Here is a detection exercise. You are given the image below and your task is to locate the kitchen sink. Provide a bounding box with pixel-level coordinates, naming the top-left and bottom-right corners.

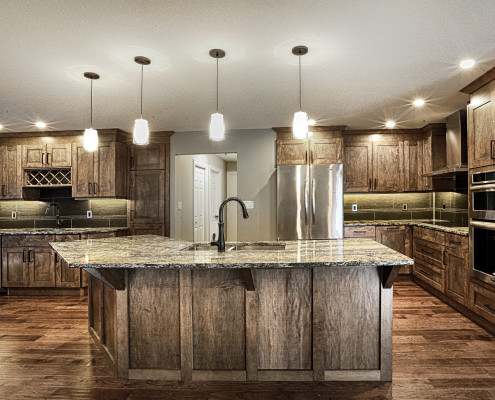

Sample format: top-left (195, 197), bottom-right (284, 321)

top-left (184, 244), bottom-right (286, 251)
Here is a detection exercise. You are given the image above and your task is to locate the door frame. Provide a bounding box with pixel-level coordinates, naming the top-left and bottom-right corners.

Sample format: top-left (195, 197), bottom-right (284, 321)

top-left (193, 161), bottom-right (208, 243)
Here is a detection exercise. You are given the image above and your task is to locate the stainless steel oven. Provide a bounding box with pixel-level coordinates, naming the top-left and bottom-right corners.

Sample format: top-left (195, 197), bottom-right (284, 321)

top-left (470, 221), bottom-right (495, 285)
top-left (470, 170), bottom-right (495, 221)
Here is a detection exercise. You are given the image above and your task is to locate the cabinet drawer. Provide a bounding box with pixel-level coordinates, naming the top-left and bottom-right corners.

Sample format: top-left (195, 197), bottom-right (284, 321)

top-left (2, 235), bottom-right (55, 248)
top-left (470, 281), bottom-right (495, 325)
top-left (55, 234), bottom-right (80, 242)
top-left (344, 226), bottom-right (375, 238)
top-left (413, 227), bottom-right (445, 243)
top-left (444, 233), bottom-right (468, 249)
top-left (414, 260), bottom-right (445, 293)
top-left (413, 238), bottom-right (444, 268)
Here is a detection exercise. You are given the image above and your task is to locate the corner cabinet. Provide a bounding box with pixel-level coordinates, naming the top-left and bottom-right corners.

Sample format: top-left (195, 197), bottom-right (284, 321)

top-left (72, 142), bottom-right (127, 198)
top-left (0, 145), bottom-right (22, 199)
top-left (274, 126), bottom-right (345, 166)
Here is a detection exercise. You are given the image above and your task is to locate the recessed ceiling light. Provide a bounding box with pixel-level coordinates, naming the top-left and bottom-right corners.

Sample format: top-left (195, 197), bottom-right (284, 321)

top-left (308, 119), bottom-right (316, 126)
top-left (385, 120), bottom-right (396, 128)
top-left (413, 99), bottom-right (425, 107)
top-left (35, 122), bottom-right (47, 129)
top-left (460, 59), bottom-right (475, 69)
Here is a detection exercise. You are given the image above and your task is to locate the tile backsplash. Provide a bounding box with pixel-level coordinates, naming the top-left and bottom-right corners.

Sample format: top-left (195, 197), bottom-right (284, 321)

top-left (0, 198), bottom-right (127, 229)
top-left (344, 192), bottom-right (468, 226)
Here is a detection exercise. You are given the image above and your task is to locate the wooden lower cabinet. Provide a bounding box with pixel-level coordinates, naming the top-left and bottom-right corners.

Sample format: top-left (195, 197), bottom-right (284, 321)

top-left (375, 226), bottom-right (411, 274)
top-left (1, 248), bottom-right (28, 287)
top-left (469, 280), bottom-right (495, 325)
top-left (55, 234), bottom-right (81, 288)
top-left (28, 247), bottom-right (56, 287)
top-left (129, 224), bottom-right (164, 236)
top-left (413, 259), bottom-right (445, 293)
top-left (89, 266), bottom-right (396, 381)
top-left (344, 226), bottom-right (375, 238)
top-left (444, 246), bottom-right (469, 306)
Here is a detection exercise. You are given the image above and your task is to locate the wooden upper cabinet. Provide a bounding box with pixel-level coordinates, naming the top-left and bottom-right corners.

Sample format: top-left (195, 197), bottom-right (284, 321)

top-left (403, 139), bottom-right (423, 192)
top-left (469, 96), bottom-right (495, 169)
top-left (372, 141), bottom-right (402, 192)
top-left (129, 169), bottom-right (165, 224)
top-left (72, 142), bottom-right (127, 198)
top-left (130, 143), bottom-right (166, 170)
top-left (0, 145), bottom-right (22, 199)
top-left (274, 126), bottom-right (345, 166)
top-left (343, 142), bottom-right (372, 192)
top-left (22, 143), bottom-right (71, 168)
top-left (276, 139), bottom-right (308, 165)
top-left (310, 137), bottom-right (342, 164)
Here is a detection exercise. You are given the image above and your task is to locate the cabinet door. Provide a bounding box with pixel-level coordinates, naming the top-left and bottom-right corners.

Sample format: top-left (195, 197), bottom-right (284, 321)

top-left (375, 226), bottom-right (407, 255)
top-left (131, 144), bottom-right (166, 170)
top-left (403, 140), bottom-right (423, 192)
top-left (445, 247), bottom-right (468, 306)
top-left (468, 97), bottom-right (495, 169)
top-left (129, 223), bottom-right (164, 236)
top-left (129, 170), bottom-right (165, 224)
top-left (373, 141), bottom-right (402, 192)
top-left (310, 137), bottom-right (342, 164)
top-left (1, 145), bottom-right (22, 199)
top-left (343, 142), bottom-right (372, 192)
top-left (95, 142), bottom-right (127, 197)
top-left (422, 135), bottom-right (433, 191)
top-left (28, 247), bottom-right (56, 287)
top-left (276, 139), bottom-right (308, 165)
top-left (1, 248), bottom-right (28, 287)
top-left (22, 144), bottom-right (46, 168)
top-left (72, 143), bottom-right (95, 197)
top-left (47, 143), bottom-right (71, 167)
top-left (55, 234), bottom-right (81, 288)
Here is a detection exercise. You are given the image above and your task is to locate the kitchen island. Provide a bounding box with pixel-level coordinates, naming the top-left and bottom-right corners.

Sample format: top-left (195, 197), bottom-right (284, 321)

top-left (50, 235), bottom-right (413, 382)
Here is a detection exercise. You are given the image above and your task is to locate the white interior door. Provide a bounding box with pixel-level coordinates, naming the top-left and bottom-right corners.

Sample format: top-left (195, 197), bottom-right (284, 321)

top-left (226, 171), bottom-right (238, 241)
top-left (193, 163), bottom-right (207, 242)
top-left (209, 166), bottom-right (222, 242)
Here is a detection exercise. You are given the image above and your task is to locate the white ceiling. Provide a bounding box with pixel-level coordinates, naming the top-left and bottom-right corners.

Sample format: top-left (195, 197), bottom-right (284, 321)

top-left (1, 0), bottom-right (495, 134)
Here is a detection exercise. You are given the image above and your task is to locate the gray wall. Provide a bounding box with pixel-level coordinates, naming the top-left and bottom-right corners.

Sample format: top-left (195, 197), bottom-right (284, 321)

top-left (171, 129), bottom-right (277, 241)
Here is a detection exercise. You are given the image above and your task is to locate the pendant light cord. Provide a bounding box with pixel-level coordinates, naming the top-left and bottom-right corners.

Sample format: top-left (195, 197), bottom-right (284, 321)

top-left (298, 55), bottom-right (302, 111)
top-left (90, 79), bottom-right (93, 129)
top-left (140, 64), bottom-right (144, 118)
top-left (216, 56), bottom-right (219, 113)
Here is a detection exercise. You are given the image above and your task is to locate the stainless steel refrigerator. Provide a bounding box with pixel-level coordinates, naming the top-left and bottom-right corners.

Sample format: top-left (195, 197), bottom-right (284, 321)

top-left (277, 164), bottom-right (343, 240)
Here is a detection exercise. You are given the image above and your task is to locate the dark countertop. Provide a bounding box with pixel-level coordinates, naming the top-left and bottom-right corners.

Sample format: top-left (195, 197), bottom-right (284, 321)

top-left (344, 220), bottom-right (468, 236)
top-left (50, 235), bottom-right (414, 269)
top-left (0, 227), bottom-right (128, 236)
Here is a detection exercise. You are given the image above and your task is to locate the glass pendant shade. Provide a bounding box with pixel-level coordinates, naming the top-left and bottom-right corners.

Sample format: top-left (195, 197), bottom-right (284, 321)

top-left (83, 128), bottom-right (98, 152)
top-left (209, 112), bottom-right (225, 141)
top-left (133, 118), bottom-right (150, 145)
top-left (293, 111), bottom-right (308, 139)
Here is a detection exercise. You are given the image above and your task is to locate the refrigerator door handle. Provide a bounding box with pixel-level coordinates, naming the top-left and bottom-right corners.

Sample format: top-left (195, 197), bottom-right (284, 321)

top-left (312, 178), bottom-right (316, 223)
top-left (304, 179), bottom-right (309, 225)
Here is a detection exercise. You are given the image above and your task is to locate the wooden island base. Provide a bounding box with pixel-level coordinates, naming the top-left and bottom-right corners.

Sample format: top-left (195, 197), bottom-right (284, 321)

top-left (88, 265), bottom-right (399, 382)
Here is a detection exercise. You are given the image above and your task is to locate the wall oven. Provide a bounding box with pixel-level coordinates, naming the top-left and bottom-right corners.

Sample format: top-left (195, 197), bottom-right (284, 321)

top-left (470, 169), bottom-right (495, 285)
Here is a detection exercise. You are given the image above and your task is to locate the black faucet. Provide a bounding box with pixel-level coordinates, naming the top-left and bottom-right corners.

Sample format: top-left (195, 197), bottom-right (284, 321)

top-left (211, 197), bottom-right (249, 252)
top-left (45, 203), bottom-right (64, 229)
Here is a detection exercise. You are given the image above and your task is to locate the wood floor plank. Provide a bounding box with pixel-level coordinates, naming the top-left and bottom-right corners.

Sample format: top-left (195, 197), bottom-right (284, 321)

top-left (0, 281), bottom-right (494, 399)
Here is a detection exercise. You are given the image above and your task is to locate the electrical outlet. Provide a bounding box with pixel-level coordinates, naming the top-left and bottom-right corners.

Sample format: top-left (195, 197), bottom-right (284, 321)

top-left (402, 204), bottom-right (408, 211)
top-left (86, 210), bottom-right (92, 219)
top-left (352, 204), bottom-right (358, 212)
top-left (244, 201), bottom-right (254, 209)
top-left (442, 203), bottom-right (446, 210)
top-left (11, 211), bottom-right (17, 220)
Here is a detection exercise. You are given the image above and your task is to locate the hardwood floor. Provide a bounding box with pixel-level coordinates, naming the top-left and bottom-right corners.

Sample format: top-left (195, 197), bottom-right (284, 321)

top-left (0, 280), bottom-right (494, 399)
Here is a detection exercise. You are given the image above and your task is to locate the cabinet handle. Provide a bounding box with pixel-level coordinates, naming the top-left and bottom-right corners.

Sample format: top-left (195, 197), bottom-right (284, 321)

top-left (22, 250), bottom-right (26, 263)
top-left (88, 183), bottom-right (92, 195)
top-left (419, 269), bottom-right (433, 277)
top-left (1, 185), bottom-right (5, 196)
top-left (484, 303), bottom-right (495, 313)
top-left (443, 250), bottom-right (446, 265)
top-left (421, 248), bottom-right (434, 256)
top-left (46, 153), bottom-right (50, 165)
top-left (94, 182), bottom-right (98, 193)
top-left (353, 230), bottom-right (367, 234)
top-left (41, 153), bottom-right (45, 165)
top-left (449, 240), bottom-right (461, 245)
top-left (130, 156), bottom-right (134, 168)
top-left (28, 250), bottom-right (33, 263)
top-left (305, 150), bottom-right (308, 164)
top-left (369, 178), bottom-right (371, 190)
top-left (374, 178), bottom-right (377, 190)
top-left (491, 140), bottom-right (495, 160)
top-left (311, 150), bottom-right (314, 164)
top-left (54, 252), bottom-right (58, 263)
top-left (385, 227), bottom-right (401, 230)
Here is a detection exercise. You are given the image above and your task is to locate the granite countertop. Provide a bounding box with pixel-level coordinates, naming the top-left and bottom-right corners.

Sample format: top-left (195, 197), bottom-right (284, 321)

top-left (344, 220), bottom-right (469, 236)
top-left (0, 227), bottom-right (128, 236)
top-left (50, 235), bottom-right (414, 269)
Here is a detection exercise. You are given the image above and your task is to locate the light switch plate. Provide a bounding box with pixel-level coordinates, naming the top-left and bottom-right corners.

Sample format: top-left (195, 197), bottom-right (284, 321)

top-left (87, 210), bottom-right (92, 218)
top-left (177, 201), bottom-right (182, 210)
top-left (352, 204), bottom-right (358, 212)
top-left (244, 201), bottom-right (254, 209)
top-left (11, 211), bottom-right (17, 220)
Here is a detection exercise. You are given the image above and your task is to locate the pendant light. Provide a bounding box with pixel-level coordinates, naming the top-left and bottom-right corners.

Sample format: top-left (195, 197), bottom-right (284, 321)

top-left (133, 56), bottom-right (151, 145)
top-left (83, 72), bottom-right (100, 152)
top-left (209, 49), bottom-right (226, 141)
top-left (292, 45), bottom-right (309, 139)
